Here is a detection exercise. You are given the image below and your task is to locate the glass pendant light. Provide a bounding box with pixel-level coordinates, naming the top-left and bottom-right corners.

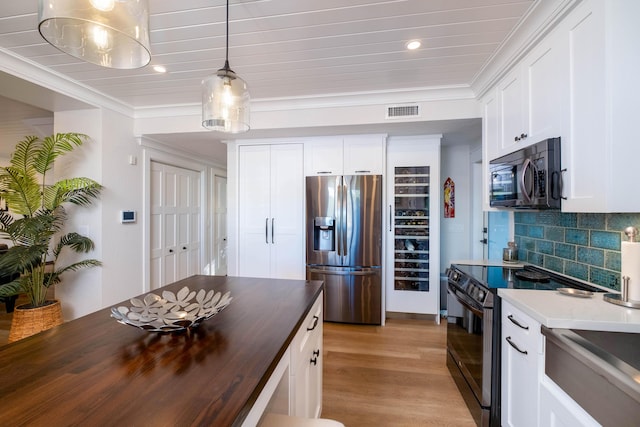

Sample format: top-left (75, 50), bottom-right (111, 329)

top-left (202, 0), bottom-right (250, 133)
top-left (38, 0), bottom-right (151, 69)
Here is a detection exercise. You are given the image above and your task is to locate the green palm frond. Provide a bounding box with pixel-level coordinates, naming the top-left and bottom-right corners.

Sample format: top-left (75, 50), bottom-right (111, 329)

top-left (0, 166), bottom-right (41, 216)
top-left (52, 260), bottom-right (102, 279)
top-left (9, 135), bottom-right (40, 175)
top-left (53, 232), bottom-right (96, 258)
top-left (0, 210), bottom-right (14, 234)
top-left (0, 280), bottom-right (22, 298)
top-left (44, 178), bottom-right (102, 209)
top-left (0, 243), bottom-right (48, 273)
top-left (35, 133), bottom-right (88, 176)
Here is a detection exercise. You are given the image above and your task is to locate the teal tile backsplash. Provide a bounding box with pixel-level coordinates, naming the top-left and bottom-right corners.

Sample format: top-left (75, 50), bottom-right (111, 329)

top-left (514, 212), bottom-right (640, 290)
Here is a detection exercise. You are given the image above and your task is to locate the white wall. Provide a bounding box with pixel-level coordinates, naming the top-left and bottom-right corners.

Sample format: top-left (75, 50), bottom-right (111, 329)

top-left (53, 109), bottom-right (106, 320)
top-left (439, 142), bottom-right (480, 273)
top-left (54, 108), bottom-right (147, 319)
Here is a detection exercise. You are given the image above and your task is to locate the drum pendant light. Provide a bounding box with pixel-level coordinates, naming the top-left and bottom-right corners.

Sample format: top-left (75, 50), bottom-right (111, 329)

top-left (202, 0), bottom-right (250, 133)
top-left (38, 0), bottom-right (151, 69)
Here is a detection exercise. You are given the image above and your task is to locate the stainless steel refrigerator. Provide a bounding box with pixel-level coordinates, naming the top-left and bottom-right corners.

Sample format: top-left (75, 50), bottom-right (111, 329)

top-left (305, 175), bottom-right (382, 324)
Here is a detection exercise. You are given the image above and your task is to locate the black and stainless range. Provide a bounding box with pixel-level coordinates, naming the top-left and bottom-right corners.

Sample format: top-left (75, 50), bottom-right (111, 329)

top-left (445, 263), bottom-right (605, 427)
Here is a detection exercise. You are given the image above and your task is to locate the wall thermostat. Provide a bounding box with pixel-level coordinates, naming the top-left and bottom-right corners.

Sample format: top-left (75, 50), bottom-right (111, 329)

top-left (120, 210), bottom-right (136, 223)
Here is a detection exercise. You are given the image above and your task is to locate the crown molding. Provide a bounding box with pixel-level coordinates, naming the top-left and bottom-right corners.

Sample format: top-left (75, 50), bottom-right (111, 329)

top-left (471, 0), bottom-right (582, 99)
top-left (0, 47), bottom-right (134, 117)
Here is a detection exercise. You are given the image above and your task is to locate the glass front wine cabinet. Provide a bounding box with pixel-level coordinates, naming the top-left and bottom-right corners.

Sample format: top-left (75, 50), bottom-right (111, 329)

top-left (393, 166), bottom-right (430, 291)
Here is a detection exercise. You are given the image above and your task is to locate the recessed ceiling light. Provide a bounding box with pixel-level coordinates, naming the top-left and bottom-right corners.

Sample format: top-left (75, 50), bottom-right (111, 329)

top-left (153, 65), bottom-right (167, 73)
top-left (406, 40), bottom-right (421, 50)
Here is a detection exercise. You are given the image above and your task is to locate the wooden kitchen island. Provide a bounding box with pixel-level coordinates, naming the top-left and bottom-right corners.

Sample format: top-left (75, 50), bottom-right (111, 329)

top-left (0, 276), bottom-right (324, 426)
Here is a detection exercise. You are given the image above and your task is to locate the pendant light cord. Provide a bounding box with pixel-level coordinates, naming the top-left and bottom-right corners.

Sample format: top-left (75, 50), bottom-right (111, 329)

top-left (224, 0), bottom-right (230, 70)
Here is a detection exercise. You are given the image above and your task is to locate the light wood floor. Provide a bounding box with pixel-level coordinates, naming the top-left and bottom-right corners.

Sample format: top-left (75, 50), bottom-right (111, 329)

top-left (1, 306), bottom-right (475, 426)
top-left (322, 317), bottom-right (475, 427)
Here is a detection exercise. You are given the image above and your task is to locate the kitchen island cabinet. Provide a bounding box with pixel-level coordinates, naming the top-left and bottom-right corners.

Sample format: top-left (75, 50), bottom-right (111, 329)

top-left (499, 288), bottom-right (639, 426)
top-left (0, 276), bottom-right (324, 426)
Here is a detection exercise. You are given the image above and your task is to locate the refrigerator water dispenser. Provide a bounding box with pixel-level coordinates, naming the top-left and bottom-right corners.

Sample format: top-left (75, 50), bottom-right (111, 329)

top-left (314, 216), bottom-right (335, 251)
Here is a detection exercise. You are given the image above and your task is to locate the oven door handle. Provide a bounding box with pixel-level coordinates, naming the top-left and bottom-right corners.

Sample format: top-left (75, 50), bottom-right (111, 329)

top-left (448, 285), bottom-right (484, 317)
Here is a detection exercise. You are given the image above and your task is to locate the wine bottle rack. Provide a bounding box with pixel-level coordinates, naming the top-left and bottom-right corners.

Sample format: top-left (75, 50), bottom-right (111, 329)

top-left (393, 166), bottom-right (430, 291)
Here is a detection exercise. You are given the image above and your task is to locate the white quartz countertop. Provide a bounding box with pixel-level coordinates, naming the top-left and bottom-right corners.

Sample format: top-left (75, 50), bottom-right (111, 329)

top-left (499, 289), bottom-right (640, 333)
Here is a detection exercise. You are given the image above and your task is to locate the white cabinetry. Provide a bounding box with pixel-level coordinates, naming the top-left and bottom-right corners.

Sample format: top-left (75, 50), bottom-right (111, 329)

top-left (246, 292), bottom-right (324, 427)
top-left (498, 67), bottom-right (527, 154)
top-left (501, 300), bottom-right (543, 427)
top-left (385, 136), bottom-right (440, 316)
top-left (494, 33), bottom-right (566, 157)
top-left (559, 0), bottom-right (640, 212)
top-left (304, 135), bottom-right (385, 176)
top-left (539, 376), bottom-right (601, 427)
top-left (238, 144), bottom-right (304, 279)
top-left (481, 91), bottom-right (499, 210)
top-left (291, 294), bottom-right (323, 418)
top-left (483, 0), bottom-right (640, 212)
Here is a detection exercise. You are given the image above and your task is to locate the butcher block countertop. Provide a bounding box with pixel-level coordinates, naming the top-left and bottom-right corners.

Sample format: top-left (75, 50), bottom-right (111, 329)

top-left (0, 276), bottom-right (324, 426)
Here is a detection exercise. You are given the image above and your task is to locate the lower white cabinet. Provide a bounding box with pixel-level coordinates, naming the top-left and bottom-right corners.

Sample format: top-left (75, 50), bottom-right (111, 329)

top-left (501, 300), bottom-right (543, 427)
top-left (501, 299), bottom-right (602, 427)
top-left (539, 377), bottom-right (600, 427)
top-left (248, 292), bottom-right (324, 426)
top-left (292, 294), bottom-right (323, 418)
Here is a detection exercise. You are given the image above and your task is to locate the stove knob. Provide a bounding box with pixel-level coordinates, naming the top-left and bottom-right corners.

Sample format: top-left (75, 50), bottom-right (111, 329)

top-left (478, 290), bottom-right (485, 301)
top-left (468, 284), bottom-right (476, 298)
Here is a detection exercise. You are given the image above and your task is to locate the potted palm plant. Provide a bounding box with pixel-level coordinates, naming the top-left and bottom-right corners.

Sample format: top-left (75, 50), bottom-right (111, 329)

top-left (0, 133), bottom-right (102, 342)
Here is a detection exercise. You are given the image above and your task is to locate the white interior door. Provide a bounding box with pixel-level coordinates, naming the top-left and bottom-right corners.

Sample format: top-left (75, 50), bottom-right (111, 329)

top-left (213, 175), bottom-right (227, 276)
top-left (150, 161), bottom-right (201, 289)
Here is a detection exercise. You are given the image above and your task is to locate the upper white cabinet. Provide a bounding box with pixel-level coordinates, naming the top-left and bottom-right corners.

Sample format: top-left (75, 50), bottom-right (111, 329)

top-left (304, 134), bottom-right (386, 176)
top-left (498, 67), bottom-right (527, 153)
top-left (559, 0), bottom-right (640, 212)
top-left (490, 33), bottom-right (566, 159)
top-left (238, 144), bottom-right (304, 279)
top-left (482, 0), bottom-right (640, 212)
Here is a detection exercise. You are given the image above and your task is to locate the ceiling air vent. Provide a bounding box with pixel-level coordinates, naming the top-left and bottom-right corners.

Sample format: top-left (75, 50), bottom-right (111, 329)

top-left (386, 104), bottom-right (420, 119)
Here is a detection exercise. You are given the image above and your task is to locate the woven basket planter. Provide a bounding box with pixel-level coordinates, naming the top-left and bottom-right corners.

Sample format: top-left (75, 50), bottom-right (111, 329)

top-left (8, 300), bottom-right (63, 343)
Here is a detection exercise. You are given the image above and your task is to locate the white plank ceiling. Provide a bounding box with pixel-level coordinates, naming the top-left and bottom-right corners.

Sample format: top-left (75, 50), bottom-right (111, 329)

top-left (0, 0), bottom-right (534, 160)
top-left (0, 0), bottom-right (534, 107)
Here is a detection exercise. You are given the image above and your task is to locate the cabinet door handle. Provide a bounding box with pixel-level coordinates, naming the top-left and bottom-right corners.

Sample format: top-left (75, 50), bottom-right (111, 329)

top-left (307, 315), bottom-right (319, 331)
top-left (520, 133), bottom-right (528, 139)
top-left (265, 218), bottom-right (269, 244)
top-left (514, 135), bottom-right (520, 142)
top-left (507, 314), bottom-right (529, 330)
top-left (317, 171), bottom-right (332, 175)
top-left (169, 249), bottom-right (173, 253)
top-left (389, 204), bottom-right (393, 232)
top-left (506, 336), bottom-right (528, 355)
top-left (271, 218), bottom-right (275, 244)
top-left (310, 349), bottom-right (320, 365)
top-left (355, 170), bottom-right (370, 174)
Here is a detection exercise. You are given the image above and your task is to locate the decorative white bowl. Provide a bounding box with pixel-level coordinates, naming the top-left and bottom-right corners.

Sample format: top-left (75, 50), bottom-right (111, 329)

top-left (111, 287), bottom-right (232, 332)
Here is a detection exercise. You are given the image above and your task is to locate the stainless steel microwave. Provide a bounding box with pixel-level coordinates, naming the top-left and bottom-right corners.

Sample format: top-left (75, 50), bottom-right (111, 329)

top-left (489, 137), bottom-right (562, 209)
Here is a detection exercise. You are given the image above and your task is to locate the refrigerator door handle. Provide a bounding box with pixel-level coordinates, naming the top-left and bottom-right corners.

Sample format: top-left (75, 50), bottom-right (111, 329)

top-left (271, 218), bottom-right (275, 244)
top-left (265, 218), bottom-right (269, 244)
top-left (307, 268), bottom-right (379, 276)
top-left (336, 181), bottom-right (343, 257)
top-left (342, 182), bottom-right (348, 259)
